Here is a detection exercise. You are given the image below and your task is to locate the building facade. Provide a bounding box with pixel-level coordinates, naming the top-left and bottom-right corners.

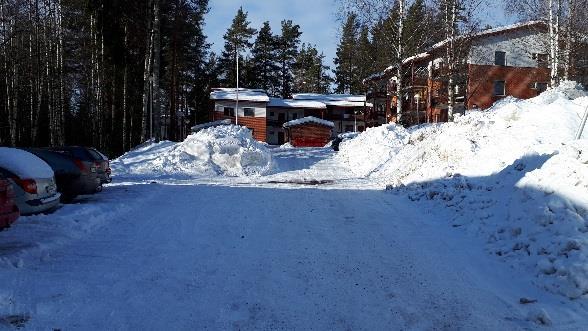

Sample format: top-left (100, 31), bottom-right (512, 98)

top-left (210, 88), bottom-right (269, 142)
top-left (364, 21), bottom-right (586, 126)
top-left (209, 89), bottom-right (371, 145)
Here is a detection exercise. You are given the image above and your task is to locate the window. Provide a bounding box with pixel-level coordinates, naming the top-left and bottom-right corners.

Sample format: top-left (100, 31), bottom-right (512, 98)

top-left (494, 81), bottom-right (506, 96)
top-left (534, 82), bottom-right (548, 93)
top-left (278, 113), bottom-right (285, 121)
top-left (495, 51), bottom-right (506, 66)
top-left (244, 107), bottom-right (255, 117)
top-left (223, 107), bottom-right (234, 116)
top-left (344, 125), bottom-right (354, 132)
top-left (377, 104), bottom-right (385, 114)
top-left (533, 53), bottom-right (549, 68)
top-left (292, 113), bottom-right (298, 120)
top-left (269, 112), bottom-right (275, 117)
top-left (578, 54), bottom-right (588, 68)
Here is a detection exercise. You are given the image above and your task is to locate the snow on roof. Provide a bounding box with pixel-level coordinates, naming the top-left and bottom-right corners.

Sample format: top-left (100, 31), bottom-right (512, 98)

top-left (191, 119), bottom-right (232, 132)
top-left (322, 100), bottom-right (374, 107)
top-left (293, 93), bottom-right (366, 103)
top-left (267, 98), bottom-right (327, 109)
top-left (210, 88), bottom-right (270, 102)
top-left (292, 94), bottom-right (371, 107)
top-left (283, 116), bottom-right (335, 128)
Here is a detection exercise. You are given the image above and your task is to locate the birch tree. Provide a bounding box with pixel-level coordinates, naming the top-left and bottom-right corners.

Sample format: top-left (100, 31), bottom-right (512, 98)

top-left (338, 0), bottom-right (407, 121)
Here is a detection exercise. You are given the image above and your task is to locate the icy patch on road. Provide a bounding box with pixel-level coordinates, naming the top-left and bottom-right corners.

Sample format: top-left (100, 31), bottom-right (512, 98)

top-left (112, 125), bottom-right (273, 178)
top-left (338, 82), bottom-right (588, 299)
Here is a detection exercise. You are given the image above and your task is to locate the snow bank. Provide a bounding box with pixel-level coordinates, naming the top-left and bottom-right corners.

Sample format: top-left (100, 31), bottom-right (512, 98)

top-left (0, 147), bottom-right (54, 179)
top-left (338, 82), bottom-right (588, 298)
top-left (336, 124), bottom-right (410, 177)
top-left (112, 125), bottom-right (273, 178)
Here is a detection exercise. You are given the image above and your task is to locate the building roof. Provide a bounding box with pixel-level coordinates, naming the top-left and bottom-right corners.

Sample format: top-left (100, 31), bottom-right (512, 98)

top-left (364, 21), bottom-right (547, 84)
top-left (283, 116), bottom-right (335, 128)
top-left (292, 93), bottom-right (371, 107)
top-left (267, 98), bottom-right (327, 109)
top-left (210, 88), bottom-right (270, 102)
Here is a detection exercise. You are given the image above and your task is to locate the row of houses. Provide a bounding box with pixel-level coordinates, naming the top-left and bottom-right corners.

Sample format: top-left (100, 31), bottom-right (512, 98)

top-left (209, 89), bottom-right (371, 144)
top-left (207, 21), bottom-right (588, 144)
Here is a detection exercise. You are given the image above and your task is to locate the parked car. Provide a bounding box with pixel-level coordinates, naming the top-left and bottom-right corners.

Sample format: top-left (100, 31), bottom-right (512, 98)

top-left (331, 132), bottom-right (360, 151)
top-left (47, 146), bottom-right (111, 184)
top-left (88, 148), bottom-right (112, 184)
top-left (0, 173), bottom-right (20, 230)
top-left (23, 149), bottom-right (102, 203)
top-left (0, 147), bottom-right (61, 215)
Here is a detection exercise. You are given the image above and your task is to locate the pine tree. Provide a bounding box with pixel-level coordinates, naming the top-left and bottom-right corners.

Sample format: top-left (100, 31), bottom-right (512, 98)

top-left (404, 0), bottom-right (433, 56)
top-left (334, 13), bottom-right (359, 94)
top-left (251, 22), bottom-right (279, 95)
top-left (219, 7), bottom-right (256, 87)
top-left (276, 20), bottom-right (302, 98)
top-left (161, 0), bottom-right (210, 141)
top-left (353, 26), bottom-right (373, 93)
top-left (371, 16), bottom-right (397, 72)
top-left (294, 44), bottom-right (332, 94)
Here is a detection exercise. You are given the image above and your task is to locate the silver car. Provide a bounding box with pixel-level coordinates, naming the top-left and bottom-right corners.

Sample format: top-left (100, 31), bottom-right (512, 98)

top-left (0, 148), bottom-right (61, 215)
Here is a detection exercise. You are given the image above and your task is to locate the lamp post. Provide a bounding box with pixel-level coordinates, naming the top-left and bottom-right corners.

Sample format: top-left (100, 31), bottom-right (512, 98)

top-left (414, 93), bottom-right (421, 125)
top-left (235, 44), bottom-right (239, 126)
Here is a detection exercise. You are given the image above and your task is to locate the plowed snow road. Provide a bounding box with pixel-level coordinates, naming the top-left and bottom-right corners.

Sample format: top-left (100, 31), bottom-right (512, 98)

top-left (0, 182), bottom-right (554, 330)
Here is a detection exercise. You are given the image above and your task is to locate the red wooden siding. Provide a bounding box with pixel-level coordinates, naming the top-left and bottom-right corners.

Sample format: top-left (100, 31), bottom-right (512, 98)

top-left (286, 123), bottom-right (333, 147)
top-left (467, 64), bottom-right (550, 110)
top-left (212, 112), bottom-right (267, 142)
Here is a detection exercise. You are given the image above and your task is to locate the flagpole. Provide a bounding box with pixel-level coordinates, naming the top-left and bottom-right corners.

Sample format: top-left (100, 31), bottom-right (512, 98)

top-left (235, 44), bottom-right (239, 126)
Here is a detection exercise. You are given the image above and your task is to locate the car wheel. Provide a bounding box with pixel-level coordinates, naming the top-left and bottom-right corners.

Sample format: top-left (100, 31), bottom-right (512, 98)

top-left (60, 194), bottom-right (77, 203)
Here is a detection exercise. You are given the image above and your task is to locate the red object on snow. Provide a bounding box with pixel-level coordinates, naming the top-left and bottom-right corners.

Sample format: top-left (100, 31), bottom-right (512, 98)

top-left (283, 117), bottom-right (335, 148)
top-left (0, 175), bottom-right (20, 230)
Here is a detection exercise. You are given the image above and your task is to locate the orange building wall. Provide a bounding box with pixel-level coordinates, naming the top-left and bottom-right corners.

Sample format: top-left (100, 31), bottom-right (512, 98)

top-left (212, 112), bottom-right (267, 142)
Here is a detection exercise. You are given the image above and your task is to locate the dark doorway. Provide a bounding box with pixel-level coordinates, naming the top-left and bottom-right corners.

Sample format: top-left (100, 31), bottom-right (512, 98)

top-left (278, 132), bottom-right (285, 145)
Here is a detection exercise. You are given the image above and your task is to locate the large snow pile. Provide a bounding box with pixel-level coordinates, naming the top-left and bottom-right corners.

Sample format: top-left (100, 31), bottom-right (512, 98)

top-left (112, 125), bottom-right (273, 178)
top-left (335, 124), bottom-right (410, 177)
top-left (338, 82), bottom-right (588, 299)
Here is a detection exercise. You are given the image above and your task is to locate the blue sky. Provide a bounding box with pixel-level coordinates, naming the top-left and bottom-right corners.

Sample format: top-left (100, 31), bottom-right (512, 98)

top-left (203, 0), bottom-right (516, 72)
top-left (204, 0), bottom-right (340, 68)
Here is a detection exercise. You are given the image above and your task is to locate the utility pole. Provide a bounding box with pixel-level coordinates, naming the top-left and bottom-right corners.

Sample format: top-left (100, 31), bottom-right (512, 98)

top-left (235, 44), bottom-right (239, 126)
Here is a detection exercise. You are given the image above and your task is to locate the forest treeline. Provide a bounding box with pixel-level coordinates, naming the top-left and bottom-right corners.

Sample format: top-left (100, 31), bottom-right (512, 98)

top-left (0, 0), bottom-right (586, 156)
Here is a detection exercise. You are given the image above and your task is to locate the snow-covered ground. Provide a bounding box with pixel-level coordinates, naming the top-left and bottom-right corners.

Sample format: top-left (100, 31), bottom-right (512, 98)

top-left (337, 82), bottom-right (588, 301)
top-left (1, 83), bottom-right (587, 329)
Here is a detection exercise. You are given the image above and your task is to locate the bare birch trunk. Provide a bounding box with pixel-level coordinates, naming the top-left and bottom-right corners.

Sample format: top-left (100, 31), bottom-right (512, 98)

top-left (563, 0), bottom-right (575, 80)
top-left (152, 0), bottom-right (162, 141)
top-left (57, 0), bottom-right (65, 145)
top-left (123, 23), bottom-right (129, 150)
top-left (549, 0), bottom-right (559, 86)
top-left (446, 0), bottom-right (457, 121)
top-left (141, 0), bottom-right (154, 142)
top-left (395, 0), bottom-right (405, 123)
